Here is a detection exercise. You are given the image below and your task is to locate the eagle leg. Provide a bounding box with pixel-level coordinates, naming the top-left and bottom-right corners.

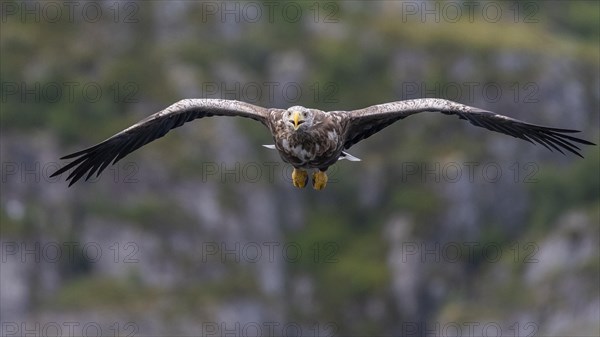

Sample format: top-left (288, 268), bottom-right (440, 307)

top-left (312, 170), bottom-right (328, 190)
top-left (292, 168), bottom-right (308, 188)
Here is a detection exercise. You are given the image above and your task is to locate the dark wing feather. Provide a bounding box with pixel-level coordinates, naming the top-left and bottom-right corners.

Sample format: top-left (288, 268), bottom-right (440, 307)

top-left (51, 99), bottom-right (270, 186)
top-left (342, 98), bottom-right (595, 156)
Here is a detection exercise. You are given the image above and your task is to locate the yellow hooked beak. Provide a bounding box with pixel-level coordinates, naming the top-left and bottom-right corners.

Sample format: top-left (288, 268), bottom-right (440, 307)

top-left (292, 111), bottom-right (304, 130)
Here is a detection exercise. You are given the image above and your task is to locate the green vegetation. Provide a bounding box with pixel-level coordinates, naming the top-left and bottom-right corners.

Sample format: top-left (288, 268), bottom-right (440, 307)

top-left (530, 149), bottom-right (600, 233)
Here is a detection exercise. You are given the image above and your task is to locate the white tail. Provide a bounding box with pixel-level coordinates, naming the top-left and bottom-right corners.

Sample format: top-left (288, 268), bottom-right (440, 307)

top-left (264, 144), bottom-right (361, 162)
top-left (339, 151), bottom-right (361, 161)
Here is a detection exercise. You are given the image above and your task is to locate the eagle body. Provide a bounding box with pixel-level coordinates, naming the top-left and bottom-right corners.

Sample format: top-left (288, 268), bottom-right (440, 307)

top-left (270, 107), bottom-right (346, 170)
top-left (51, 98), bottom-right (594, 189)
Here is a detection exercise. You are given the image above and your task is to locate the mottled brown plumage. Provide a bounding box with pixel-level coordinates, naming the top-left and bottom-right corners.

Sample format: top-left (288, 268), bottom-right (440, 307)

top-left (51, 98), bottom-right (595, 188)
top-left (270, 106), bottom-right (345, 170)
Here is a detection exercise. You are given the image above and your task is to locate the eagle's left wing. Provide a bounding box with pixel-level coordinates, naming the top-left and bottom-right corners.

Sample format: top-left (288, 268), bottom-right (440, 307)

top-left (51, 99), bottom-right (272, 186)
top-left (342, 98), bottom-right (595, 156)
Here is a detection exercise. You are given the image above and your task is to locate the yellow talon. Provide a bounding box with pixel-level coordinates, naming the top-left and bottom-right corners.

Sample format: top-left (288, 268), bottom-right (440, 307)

top-left (312, 171), bottom-right (328, 190)
top-left (292, 168), bottom-right (308, 188)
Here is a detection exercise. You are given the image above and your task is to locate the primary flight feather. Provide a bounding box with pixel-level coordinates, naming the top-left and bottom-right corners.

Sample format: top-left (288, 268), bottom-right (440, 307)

top-left (51, 98), bottom-right (595, 189)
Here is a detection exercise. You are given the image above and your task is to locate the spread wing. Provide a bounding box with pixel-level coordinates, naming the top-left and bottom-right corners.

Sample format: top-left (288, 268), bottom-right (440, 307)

top-left (51, 99), bottom-right (271, 186)
top-left (342, 98), bottom-right (595, 156)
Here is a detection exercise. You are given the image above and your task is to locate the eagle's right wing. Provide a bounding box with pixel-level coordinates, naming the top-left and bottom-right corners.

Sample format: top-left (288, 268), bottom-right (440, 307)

top-left (51, 99), bottom-right (272, 186)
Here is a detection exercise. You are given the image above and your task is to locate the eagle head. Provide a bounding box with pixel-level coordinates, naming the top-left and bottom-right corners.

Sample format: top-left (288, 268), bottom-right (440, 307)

top-left (285, 106), bottom-right (314, 131)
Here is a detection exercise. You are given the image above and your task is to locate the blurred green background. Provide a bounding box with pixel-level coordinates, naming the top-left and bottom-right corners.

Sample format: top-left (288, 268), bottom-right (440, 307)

top-left (1, 1), bottom-right (599, 336)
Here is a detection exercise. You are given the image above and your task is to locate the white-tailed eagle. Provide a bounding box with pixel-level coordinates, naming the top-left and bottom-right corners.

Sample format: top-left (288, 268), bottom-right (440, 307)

top-left (51, 98), bottom-right (595, 189)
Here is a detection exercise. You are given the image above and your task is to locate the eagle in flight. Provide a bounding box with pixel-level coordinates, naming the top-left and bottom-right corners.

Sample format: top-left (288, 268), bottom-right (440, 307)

top-left (52, 98), bottom-right (594, 189)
